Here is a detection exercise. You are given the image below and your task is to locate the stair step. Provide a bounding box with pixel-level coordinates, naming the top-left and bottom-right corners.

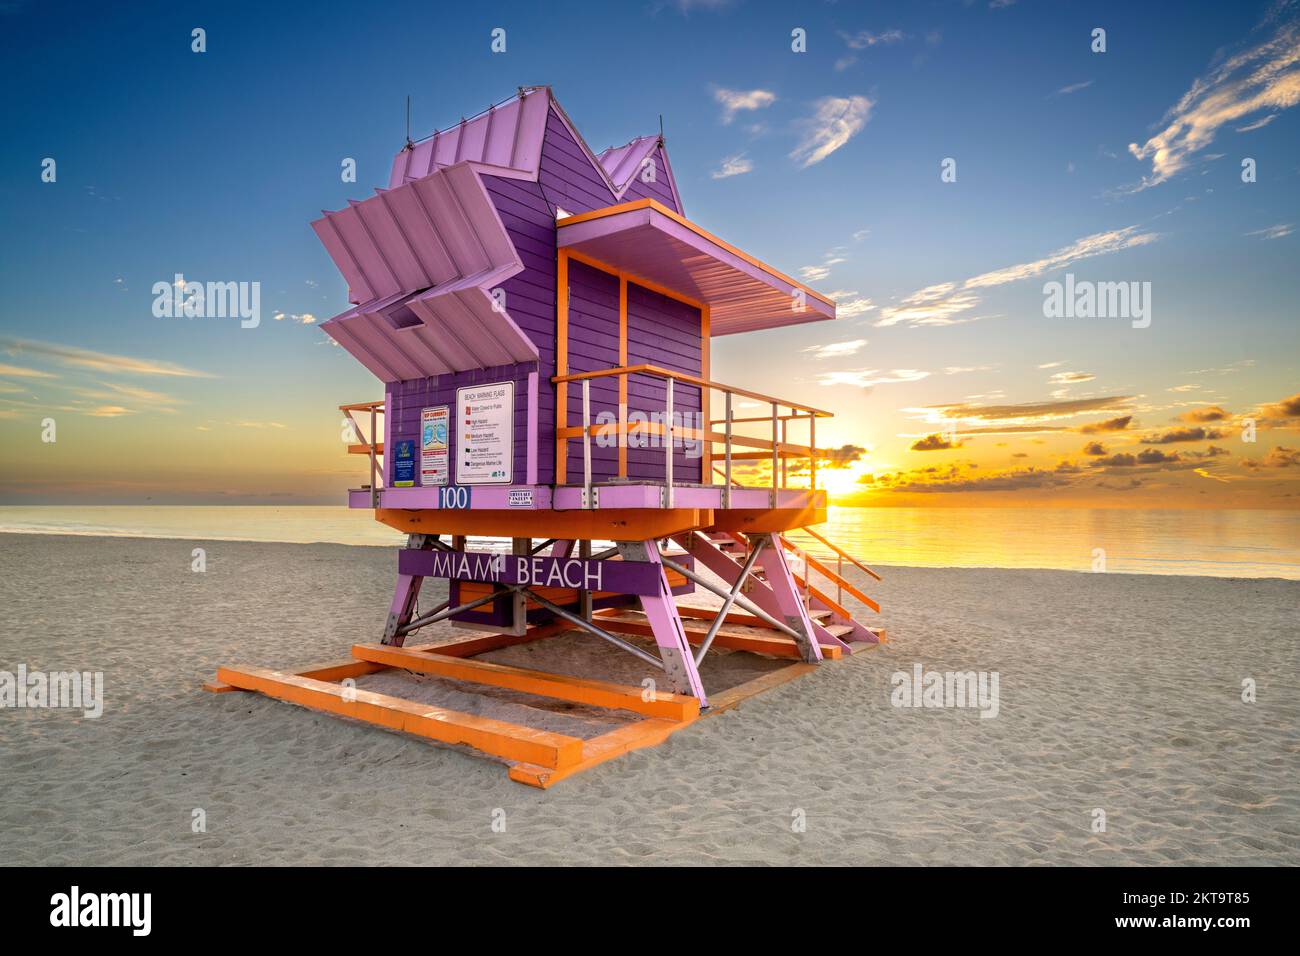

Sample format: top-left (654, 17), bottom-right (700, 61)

top-left (823, 623), bottom-right (854, 638)
top-left (675, 605), bottom-right (832, 628)
top-left (595, 608), bottom-right (843, 661)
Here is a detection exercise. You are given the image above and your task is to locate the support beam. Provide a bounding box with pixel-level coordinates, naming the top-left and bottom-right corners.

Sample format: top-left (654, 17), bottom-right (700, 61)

top-left (752, 532), bottom-right (822, 663)
top-left (215, 665), bottom-right (584, 770)
top-left (694, 537), bottom-right (765, 666)
top-left (383, 533), bottom-right (435, 646)
top-left (594, 608), bottom-right (842, 660)
top-left (618, 540), bottom-right (708, 704)
top-left (351, 643), bottom-right (699, 721)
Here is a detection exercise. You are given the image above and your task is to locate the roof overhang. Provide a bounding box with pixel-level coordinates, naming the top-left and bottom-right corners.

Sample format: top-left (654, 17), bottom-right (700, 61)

top-left (557, 199), bottom-right (836, 335)
top-left (313, 161), bottom-right (537, 383)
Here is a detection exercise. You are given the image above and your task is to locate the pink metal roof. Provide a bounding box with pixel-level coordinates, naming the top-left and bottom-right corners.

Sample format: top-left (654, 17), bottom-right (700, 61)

top-left (387, 87), bottom-right (684, 210)
top-left (597, 136), bottom-right (686, 211)
top-left (598, 136), bottom-right (659, 190)
top-left (388, 88), bottom-right (552, 187)
top-left (558, 200), bottom-right (836, 335)
top-left (312, 162), bottom-right (538, 381)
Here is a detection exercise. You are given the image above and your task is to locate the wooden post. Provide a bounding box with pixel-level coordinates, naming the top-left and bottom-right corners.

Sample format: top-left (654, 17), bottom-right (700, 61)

top-left (369, 404), bottom-right (378, 509)
top-left (781, 417), bottom-right (788, 487)
top-left (770, 402), bottom-right (778, 508)
top-left (582, 378), bottom-right (592, 508)
top-left (579, 539), bottom-right (592, 621)
top-left (557, 251), bottom-right (569, 484)
top-left (723, 391), bottom-right (733, 510)
top-left (810, 413), bottom-right (816, 493)
top-left (665, 376), bottom-right (674, 508)
top-left (383, 534), bottom-right (434, 646)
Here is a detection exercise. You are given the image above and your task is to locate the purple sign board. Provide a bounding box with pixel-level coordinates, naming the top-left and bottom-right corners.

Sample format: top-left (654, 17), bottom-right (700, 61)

top-left (398, 549), bottom-right (664, 596)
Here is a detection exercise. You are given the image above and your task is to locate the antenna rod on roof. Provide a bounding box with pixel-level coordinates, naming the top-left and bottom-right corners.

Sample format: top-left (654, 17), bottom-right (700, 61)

top-left (658, 114), bottom-right (664, 146)
top-left (404, 95), bottom-right (413, 150)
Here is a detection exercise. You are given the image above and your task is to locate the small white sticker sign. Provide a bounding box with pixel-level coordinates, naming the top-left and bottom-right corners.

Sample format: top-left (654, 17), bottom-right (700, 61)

top-left (508, 488), bottom-right (533, 508)
top-left (456, 382), bottom-right (514, 485)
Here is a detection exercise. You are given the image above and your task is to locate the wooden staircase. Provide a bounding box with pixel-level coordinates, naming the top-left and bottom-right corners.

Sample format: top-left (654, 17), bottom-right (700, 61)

top-left (595, 605), bottom-right (846, 660)
top-left (698, 528), bottom-right (885, 651)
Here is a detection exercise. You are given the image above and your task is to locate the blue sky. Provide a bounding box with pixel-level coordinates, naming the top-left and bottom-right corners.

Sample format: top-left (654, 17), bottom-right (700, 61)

top-left (1, 0), bottom-right (1297, 505)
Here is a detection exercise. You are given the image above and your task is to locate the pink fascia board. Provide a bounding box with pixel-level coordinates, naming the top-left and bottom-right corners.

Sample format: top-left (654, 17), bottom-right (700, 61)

top-left (558, 205), bottom-right (836, 335)
top-left (656, 143), bottom-right (686, 216)
top-left (352, 484), bottom-right (825, 511)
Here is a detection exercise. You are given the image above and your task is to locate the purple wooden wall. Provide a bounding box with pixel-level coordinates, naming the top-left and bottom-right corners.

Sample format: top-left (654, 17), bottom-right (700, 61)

top-left (387, 363), bottom-right (534, 485)
top-left (538, 109), bottom-right (617, 213)
top-left (386, 104), bottom-right (700, 488)
top-left (564, 259), bottom-right (621, 481)
top-left (561, 263), bottom-right (704, 485)
top-left (618, 145), bottom-right (681, 213)
top-left (627, 282), bottom-right (703, 483)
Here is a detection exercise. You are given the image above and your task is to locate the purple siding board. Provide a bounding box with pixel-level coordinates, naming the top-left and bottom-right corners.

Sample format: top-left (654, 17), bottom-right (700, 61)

top-left (618, 146), bottom-right (680, 212)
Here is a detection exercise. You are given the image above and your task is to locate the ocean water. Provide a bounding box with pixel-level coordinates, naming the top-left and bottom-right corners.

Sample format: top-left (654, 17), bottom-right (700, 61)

top-left (0, 505), bottom-right (1297, 580)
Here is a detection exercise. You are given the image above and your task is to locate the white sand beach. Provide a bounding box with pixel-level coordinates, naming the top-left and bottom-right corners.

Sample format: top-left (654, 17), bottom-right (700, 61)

top-left (1, 532), bottom-right (1296, 866)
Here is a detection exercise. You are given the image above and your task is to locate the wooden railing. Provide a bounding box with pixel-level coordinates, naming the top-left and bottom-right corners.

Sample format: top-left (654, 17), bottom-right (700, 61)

top-left (341, 400), bottom-right (385, 507)
top-left (552, 364), bottom-right (833, 509)
top-left (780, 535), bottom-right (880, 614)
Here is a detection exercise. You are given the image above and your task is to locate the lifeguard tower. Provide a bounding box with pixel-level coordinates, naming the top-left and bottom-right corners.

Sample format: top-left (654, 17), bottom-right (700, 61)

top-left (209, 87), bottom-right (884, 787)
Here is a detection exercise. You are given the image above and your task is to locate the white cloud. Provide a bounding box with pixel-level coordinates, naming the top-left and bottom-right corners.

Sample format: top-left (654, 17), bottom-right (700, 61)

top-left (0, 336), bottom-right (214, 378)
top-left (823, 290), bottom-right (875, 317)
top-left (839, 29), bottom-right (905, 50)
top-left (875, 284), bottom-right (984, 328)
top-left (1128, 18), bottom-right (1300, 190)
top-left (817, 368), bottom-right (930, 387)
top-left (711, 153), bottom-right (753, 179)
top-left (803, 338), bottom-right (868, 359)
top-left (1050, 371), bottom-right (1096, 384)
top-left (1245, 222), bottom-right (1294, 239)
top-left (713, 87), bottom-right (776, 125)
top-left (790, 95), bottom-right (874, 168)
top-left (0, 362), bottom-right (56, 379)
top-left (963, 226), bottom-right (1160, 288)
top-left (1236, 113), bottom-right (1279, 131)
top-left (799, 247), bottom-right (849, 282)
top-left (875, 226), bottom-right (1159, 329)
top-left (836, 297), bottom-right (876, 318)
top-left (1055, 80), bottom-right (1094, 96)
